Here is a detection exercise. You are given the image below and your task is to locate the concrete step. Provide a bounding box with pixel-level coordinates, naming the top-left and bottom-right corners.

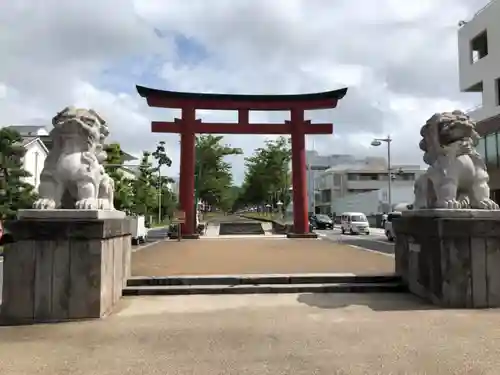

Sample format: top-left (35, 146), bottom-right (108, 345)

top-left (219, 222), bottom-right (264, 235)
top-left (127, 273), bottom-right (401, 287)
top-left (123, 282), bottom-right (407, 296)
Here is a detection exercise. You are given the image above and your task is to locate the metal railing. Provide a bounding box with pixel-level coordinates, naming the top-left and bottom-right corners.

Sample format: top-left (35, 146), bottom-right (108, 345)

top-left (459, 0), bottom-right (497, 26)
top-left (465, 104), bottom-right (482, 114)
top-left (473, 0), bottom-right (497, 18)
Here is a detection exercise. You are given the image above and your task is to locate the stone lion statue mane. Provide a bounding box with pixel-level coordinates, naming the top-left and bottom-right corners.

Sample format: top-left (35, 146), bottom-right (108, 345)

top-left (413, 110), bottom-right (498, 210)
top-left (33, 106), bottom-right (115, 210)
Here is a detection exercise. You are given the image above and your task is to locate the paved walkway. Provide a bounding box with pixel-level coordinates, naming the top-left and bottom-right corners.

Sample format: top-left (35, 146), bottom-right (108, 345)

top-left (1, 293), bottom-right (500, 374)
top-left (132, 237), bottom-right (394, 276)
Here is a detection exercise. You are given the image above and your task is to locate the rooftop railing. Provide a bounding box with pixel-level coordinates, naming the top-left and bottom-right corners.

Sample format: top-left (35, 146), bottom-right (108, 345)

top-left (466, 104), bottom-right (482, 114)
top-left (474, 0), bottom-right (496, 18)
top-left (459, 0), bottom-right (497, 26)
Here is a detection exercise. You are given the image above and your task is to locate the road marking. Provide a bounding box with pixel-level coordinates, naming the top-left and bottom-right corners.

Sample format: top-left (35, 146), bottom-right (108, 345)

top-left (344, 237), bottom-right (393, 246)
top-left (132, 240), bottom-right (161, 252)
top-left (346, 244), bottom-right (395, 258)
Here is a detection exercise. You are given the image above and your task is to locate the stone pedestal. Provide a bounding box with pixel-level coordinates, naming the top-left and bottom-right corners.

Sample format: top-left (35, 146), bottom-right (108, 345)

top-left (1, 210), bottom-right (131, 324)
top-left (393, 209), bottom-right (500, 308)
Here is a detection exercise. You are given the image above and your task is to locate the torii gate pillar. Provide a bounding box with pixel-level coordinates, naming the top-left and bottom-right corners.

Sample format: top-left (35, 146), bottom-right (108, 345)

top-left (178, 107), bottom-right (197, 238)
top-left (289, 109), bottom-right (309, 236)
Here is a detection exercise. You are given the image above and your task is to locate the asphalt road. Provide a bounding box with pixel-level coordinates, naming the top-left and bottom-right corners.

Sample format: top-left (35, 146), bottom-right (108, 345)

top-left (316, 227), bottom-right (395, 255)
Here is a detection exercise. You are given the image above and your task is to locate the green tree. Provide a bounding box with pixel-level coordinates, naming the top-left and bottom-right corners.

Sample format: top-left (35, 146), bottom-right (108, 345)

top-left (0, 128), bottom-right (37, 219)
top-left (239, 136), bottom-right (292, 213)
top-left (151, 140), bottom-right (176, 222)
top-left (104, 143), bottom-right (133, 212)
top-left (131, 151), bottom-right (157, 216)
top-left (195, 135), bottom-right (243, 210)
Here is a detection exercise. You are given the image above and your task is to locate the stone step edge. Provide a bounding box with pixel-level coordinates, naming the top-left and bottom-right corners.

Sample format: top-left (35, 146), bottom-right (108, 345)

top-left (123, 282), bottom-right (406, 296)
top-left (127, 273), bottom-right (400, 286)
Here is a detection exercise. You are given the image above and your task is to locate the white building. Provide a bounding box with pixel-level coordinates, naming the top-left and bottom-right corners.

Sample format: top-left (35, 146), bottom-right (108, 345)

top-left (458, 0), bottom-right (500, 202)
top-left (458, 0), bottom-right (500, 123)
top-left (3, 126), bottom-right (49, 192)
top-left (305, 151), bottom-right (388, 213)
top-left (313, 163), bottom-right (424, 215)
top-left (20, 136), bottom-right (49, 191)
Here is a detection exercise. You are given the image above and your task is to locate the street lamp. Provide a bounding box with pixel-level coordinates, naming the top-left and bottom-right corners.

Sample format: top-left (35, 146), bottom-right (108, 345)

top-left (276, 200), bottom-right (283, 219)
top-left (265, 203), bottom-right (272, 215)
top-left (371, 135), bottom-right (393, 212)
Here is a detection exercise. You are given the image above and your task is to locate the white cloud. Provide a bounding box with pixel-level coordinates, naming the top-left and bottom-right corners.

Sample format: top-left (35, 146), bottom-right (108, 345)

top-left (0, 0), bottom-right (491, 183)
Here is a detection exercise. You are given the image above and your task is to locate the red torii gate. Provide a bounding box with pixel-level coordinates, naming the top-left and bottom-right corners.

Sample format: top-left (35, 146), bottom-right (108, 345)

top-left (136, 85), bottom-right (348, 238)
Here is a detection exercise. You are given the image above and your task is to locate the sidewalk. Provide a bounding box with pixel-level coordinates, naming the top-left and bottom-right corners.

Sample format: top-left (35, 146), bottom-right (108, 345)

top-left (1, 293), bottom-right (500, 374)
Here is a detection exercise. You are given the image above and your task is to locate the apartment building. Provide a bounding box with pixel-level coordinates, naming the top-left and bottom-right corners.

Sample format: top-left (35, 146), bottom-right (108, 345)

top-left (458, 0), bottom-right (500, 201)
top-left (313, 163), bottom-right (423, 215)
top-left (305, 151), bottom-right (387, 213)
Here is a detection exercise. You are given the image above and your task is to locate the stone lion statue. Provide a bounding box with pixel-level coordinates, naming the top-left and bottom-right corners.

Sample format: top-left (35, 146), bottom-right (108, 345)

top-left (33, 106), bottom-right (115, 210)
top-left (413, 110), bottom-right (498, 210)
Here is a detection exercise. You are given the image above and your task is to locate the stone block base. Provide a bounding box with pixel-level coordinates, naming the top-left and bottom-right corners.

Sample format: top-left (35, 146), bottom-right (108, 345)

top-left (286, 233), bottom-right (318, 239)
top-left (1, 210), bottom-right (131, 324)
top-left (394, 209), bottom-right (500, 308)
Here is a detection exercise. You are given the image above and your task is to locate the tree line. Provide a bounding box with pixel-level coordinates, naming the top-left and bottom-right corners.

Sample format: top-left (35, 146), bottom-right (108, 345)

top-left (0, 127), bottom-right (292, 220)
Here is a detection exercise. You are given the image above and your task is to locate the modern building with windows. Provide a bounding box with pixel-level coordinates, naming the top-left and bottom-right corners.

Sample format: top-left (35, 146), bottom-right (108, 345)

top-left (305, 151), bottom-right (388, 214)
top-left (458, 0), bottom-right (500, 200)
top-left (313, 162), bottom-right (424, 215)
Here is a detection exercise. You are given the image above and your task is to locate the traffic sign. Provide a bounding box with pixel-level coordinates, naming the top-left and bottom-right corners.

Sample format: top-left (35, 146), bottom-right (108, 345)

top-left (172, 210), bottom-right (186, 224)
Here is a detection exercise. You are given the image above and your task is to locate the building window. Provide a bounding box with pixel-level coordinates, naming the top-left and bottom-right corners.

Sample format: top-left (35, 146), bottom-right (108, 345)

top-left (333, 174), bottom-right (341, 186)
top-left (485, 133), bottom-right (499, 168)
top-left (470, 30), bottom-right (488, 63)
top-left (496, 78), bottom-right (500, 106)
top-left (358, 173), bottom-right (379, 181)
top-left (347, 173), bottom-right (358, 181)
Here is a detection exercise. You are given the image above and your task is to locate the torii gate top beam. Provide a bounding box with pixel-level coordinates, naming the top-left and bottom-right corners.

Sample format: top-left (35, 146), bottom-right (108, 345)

top-left (136, 85), bottom-right (348, 111)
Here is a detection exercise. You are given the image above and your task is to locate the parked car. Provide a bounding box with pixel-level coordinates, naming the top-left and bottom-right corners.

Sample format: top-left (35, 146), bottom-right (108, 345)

top-left (310, 214), bottom-right (334, 229)
top-left (340, 212), bottom-right (370, 235)
top-left (129, 215), bottom-right (149, 245)
top-left (385, 211), bottom-right (402, 241)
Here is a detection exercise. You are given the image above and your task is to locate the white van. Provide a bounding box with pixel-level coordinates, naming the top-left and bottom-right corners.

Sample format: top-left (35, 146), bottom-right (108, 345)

top-left (129, 215), bottom-right (149, 245)
top-left (340, 212), bottom-right (370, 235)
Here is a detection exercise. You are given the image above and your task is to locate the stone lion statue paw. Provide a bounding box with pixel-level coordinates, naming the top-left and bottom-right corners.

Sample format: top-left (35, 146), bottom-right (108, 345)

top-left (459, 199), bottom-right (470, 209)
top-left (33, 198), bottom-right (57, 209)
top-left (478, 199), bottom-right (499, 210)
top-left (75, 198), bottom-right (99, 210)
top-left (443, 199), bottom-right (462, 209)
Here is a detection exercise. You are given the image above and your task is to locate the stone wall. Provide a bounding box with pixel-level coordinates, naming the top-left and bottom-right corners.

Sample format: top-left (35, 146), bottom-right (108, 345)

top-left (1, 214), bottom-right (131, 323)
top-left (394, 210), bottom-right (500, 308)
